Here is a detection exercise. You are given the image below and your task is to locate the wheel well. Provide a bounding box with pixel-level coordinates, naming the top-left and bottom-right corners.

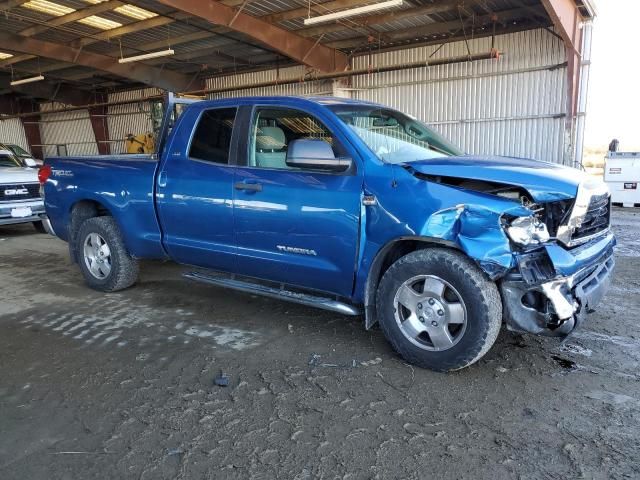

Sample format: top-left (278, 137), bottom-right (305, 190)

top-left (68, 200), bottom-right (112, 262)
top-left (364, 238), bottom-right (458, 329)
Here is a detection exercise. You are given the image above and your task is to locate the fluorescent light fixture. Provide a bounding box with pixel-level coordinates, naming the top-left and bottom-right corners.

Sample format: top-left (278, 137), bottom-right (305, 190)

top-left (0, 52), bottom-right (14, 60)
top-left (118, 49), bottom-right (175, 64)
top-left (303, 0), bottom-right (403, 26)
top-left (10, 75), bottom-right (45, 86)
top-left (24, 0), bottom-right (122, 30)
top-left (83, 0), bottom-right (157, 20)
top-left (79, 15), bottom-right (122, 30)
top-left (23, 0), bottom-right (74, 16)
top-left (113, 4), bottom-right (157, 20)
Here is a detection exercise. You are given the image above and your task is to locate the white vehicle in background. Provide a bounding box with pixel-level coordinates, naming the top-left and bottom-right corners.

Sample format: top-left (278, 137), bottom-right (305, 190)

top-left (0, 149), bottom-right (48, 232)
top-left (0, 143), bottom-right (43, 167)
top-left (604, 151), bottom-right (640, 207)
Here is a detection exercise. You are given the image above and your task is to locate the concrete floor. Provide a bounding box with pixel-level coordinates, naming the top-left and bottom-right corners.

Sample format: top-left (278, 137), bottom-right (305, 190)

top-left (1, 210), bottom-right (639, 479)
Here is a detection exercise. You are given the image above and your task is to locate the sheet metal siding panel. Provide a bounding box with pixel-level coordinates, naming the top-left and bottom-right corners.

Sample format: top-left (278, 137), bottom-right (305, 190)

top-left (107, 88), bottom-right (160, 154)
top-left (0, 117), bottom-right (29, 150)
top-left (351, 29), bottom-right (568, 163)
top-left (39, 103), bottom-right (99, 157)
top-left (205, 65), bottom-right (332, 99)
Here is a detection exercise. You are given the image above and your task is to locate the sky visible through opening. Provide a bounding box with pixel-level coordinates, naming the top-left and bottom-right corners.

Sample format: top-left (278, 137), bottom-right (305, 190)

top-left (585, 0), bottom-right (640, 151)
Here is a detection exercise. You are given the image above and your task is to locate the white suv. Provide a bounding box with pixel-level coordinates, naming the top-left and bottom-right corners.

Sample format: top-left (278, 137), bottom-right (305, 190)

top-left (0, 149), bottom-right (47, 232)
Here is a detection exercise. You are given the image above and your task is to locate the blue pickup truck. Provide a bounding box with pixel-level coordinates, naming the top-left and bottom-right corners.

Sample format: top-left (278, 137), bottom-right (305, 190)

top-left (41, 95), bottom-right (615, 371)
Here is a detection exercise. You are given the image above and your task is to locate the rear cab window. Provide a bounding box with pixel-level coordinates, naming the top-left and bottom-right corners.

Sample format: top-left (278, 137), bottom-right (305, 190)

top-left (188, 107), bottom-right (237, 164)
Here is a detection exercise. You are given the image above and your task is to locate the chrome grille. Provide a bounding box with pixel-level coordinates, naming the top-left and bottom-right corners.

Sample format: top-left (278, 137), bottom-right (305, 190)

top-left (572, 193), bottom-right (611, 242)
top-left (0, 183), bottom-right (40, 202)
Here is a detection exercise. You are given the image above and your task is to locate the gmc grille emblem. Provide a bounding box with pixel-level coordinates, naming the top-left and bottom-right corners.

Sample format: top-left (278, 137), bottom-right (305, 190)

top-left (4, 188), bottom-right (28, 196)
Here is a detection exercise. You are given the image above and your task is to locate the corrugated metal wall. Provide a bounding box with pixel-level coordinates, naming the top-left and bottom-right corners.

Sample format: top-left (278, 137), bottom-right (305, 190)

top-left (39, 102), bottom-right (98, 157)
top-left (107, 87), bottom-right (161, 154)
top-left (0, 117), bottom-right (29, 150)
top-left (201, 29), bottom-right (568, 163)
top-left (206, 65), bottom-right (333, 99)
top-left (350, 29), bottom-right (568, 163)
top-left (23, 28), bottom-right (569, 163)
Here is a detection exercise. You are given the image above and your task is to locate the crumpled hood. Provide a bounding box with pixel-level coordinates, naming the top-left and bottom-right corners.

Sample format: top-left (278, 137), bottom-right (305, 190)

top-left (405, 155), bottom-right (588, 202)
top-left (0, 166), bottom-right (39, 184)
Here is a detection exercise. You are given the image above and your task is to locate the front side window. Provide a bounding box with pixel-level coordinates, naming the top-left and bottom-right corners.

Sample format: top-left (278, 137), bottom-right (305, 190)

top-left (189, 107), bottom-right (237, 164)
top-left (330, 105), bottom-right (463, 164)
top-left (248, 107), bottom-right (348, 170)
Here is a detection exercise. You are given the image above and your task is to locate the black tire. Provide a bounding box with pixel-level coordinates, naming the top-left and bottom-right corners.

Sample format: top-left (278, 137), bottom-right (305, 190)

top-left (75, 216), bottom-right (139, 292)
top-left (376, 248), bottom-right (502, 372)
top-left (33, 221), bottom-right (46, 233)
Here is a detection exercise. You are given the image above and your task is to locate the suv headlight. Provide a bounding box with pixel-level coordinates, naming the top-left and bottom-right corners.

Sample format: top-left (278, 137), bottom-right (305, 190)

top-left (505, 216), bottom-right (550, 246)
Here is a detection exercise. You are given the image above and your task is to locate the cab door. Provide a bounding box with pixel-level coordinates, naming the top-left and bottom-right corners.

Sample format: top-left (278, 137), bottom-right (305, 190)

top-left (233, 105), bottom-right (363, 297)
top-left (156, 105), bottom-right (239, 272)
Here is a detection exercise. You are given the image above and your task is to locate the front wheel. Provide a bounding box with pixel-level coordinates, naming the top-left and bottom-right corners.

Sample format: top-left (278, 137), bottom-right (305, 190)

top-left (75, 216), bottom-right (139, 292)
top-left (376, 248), bottom-right (502, 372)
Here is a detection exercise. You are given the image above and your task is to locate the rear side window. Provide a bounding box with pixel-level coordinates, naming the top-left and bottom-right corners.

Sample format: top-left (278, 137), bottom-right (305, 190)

top-left (189, 107), bottom-right (237, 164)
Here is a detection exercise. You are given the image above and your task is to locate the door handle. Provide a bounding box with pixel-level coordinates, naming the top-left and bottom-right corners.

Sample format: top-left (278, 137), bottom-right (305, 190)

top-left (158, 171), bottom-right (168, 187)
top-left (234, 181), bottom-right (262, 192)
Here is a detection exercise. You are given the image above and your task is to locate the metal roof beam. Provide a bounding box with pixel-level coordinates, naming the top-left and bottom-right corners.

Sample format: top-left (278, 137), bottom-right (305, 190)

top-left (0, 75), bottom-right (95, 105)
top-left (0, 0), bottom-right (29, 12)
top-left (154, 0), bottom-right (348, 72)
top-left (262, 0), bottom-right (374, 24)
top-left (540, 0), bottom-right (582, 51)
top-left (0, 32), bottom-right (196, 92)
top-left (19, 1), bottom-right (126, 37)
top-left (298, 0), bottom-right (462, 38)
top-left (325, 6), bottom-right (546, 49)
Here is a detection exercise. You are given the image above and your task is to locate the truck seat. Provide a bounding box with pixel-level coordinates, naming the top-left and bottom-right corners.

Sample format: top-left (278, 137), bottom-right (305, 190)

top-left (255, 126), bottom-right (287, 169)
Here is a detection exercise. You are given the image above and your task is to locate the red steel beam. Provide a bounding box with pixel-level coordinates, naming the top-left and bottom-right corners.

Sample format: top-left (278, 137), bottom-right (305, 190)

top-left (0, 32), bottom-right (197, 92)
top-left (155, 0), bottom-right (349, 72)
top-left (88, 93), bottom-right (110, 155)
top-left (541, 0), bottom-right (584, 122)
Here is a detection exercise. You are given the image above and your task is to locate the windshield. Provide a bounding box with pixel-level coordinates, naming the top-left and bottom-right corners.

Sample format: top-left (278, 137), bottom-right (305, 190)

top-left (330, 105), bottom-right (463, 163)
top-left (0, 153), bottom-right (22, 168)
top-left (8, 144), bottom-right (31, 157)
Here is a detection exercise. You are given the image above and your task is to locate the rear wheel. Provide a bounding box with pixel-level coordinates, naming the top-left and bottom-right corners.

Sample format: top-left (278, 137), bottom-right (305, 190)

top-left (75, 216), bottom-right (139, 292)
top-left (376, 248), bottom-right (502, 372)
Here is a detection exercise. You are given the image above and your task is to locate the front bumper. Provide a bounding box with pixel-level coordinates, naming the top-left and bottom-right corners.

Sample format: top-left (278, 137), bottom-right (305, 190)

top-left (0, 200), bottom-right (46, 226)
top-left (501, 233), bottom-right (615, 337)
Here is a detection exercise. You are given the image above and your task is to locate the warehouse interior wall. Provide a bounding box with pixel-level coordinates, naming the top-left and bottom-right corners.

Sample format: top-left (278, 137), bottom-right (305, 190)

top-left (5, 28), bottom-right (580, 166)
top-left (0, 117), bottom-right (30, 150)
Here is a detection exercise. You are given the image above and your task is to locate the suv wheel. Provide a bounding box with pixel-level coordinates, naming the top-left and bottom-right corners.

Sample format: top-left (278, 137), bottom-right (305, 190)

top-left (75, 216), bottom-right (139, 292)
top-left (376, 248), bottom-right (502, 372)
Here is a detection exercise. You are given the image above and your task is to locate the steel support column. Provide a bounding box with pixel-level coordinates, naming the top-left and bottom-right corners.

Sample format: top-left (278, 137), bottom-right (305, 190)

top-left (88, 94), bottom-right (109, 155)
top-left (541, 0), bottom-right (587, 163)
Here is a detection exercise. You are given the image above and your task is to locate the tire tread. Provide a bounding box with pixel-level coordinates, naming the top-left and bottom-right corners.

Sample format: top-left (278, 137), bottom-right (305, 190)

top-left (376, 248), bottom-right (502, 371)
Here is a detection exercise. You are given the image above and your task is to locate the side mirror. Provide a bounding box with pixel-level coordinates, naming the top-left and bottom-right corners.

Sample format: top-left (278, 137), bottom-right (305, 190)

top-left (24, 158), bottom-right (38, 168)
top-left (286, 139), bottom-right (351, 172)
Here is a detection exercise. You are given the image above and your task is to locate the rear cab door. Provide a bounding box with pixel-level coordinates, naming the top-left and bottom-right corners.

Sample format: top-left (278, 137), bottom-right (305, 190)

top-left (155, 100), bottom-right (240, 272)
top-left (232, 99), bottom-right (364, 297)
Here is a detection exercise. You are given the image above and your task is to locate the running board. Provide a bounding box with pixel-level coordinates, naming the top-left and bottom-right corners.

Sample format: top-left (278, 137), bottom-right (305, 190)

top-left (183, 271), bottom-right (362, 316)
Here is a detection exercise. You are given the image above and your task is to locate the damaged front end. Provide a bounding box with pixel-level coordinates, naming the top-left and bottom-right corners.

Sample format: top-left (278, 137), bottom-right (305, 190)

top-left (499, 180), bottom-right (616, 337)
top-left (501, 242), bottom-right (615, 336)
top-left (421, 175), bottom-right (616, 337)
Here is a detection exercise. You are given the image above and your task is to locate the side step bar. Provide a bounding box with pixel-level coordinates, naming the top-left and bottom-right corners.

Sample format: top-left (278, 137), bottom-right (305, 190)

top-left (184, 271), bottom-right (362, 316)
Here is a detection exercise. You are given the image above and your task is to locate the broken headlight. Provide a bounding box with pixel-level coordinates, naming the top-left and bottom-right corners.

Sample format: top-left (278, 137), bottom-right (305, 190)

top-left (505, 216), bottom-right (550, 246)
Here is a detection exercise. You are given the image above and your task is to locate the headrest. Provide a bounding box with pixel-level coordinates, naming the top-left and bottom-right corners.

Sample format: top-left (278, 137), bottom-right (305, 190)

top-left (256, 126), bottom-right (286, 150)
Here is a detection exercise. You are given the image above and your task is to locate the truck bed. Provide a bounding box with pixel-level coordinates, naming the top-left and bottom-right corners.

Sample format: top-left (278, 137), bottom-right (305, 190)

top-left (44, 154), bottom-right (166, 259)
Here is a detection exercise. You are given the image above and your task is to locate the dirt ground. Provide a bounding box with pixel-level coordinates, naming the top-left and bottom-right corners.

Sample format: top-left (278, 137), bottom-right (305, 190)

top-left (1, 210), bottom-right (639, 479)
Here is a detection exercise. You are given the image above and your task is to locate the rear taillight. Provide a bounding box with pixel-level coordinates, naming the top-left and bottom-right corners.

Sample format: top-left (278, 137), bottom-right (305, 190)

top-left (38, 165), bottom-right (52, 185)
